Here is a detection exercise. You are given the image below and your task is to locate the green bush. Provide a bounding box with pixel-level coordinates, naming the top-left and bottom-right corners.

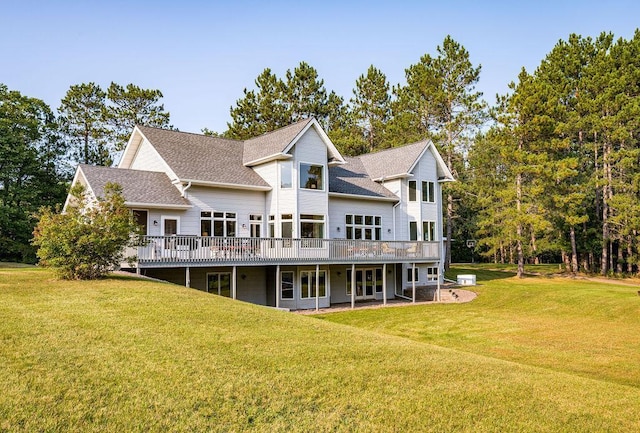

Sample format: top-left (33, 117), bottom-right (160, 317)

top-left (32, 182), bottom-right (139, 279)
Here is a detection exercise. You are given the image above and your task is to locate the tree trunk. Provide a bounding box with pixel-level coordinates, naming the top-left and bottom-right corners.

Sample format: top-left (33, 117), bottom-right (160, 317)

top-left (570, 225), bottom-right (578, 274)
top-left (516, 170), bottom-right (524, 278)
top-left (601, 141), bottom-right (610, 275)
top-left (445, 192), bottom-right (453, 270)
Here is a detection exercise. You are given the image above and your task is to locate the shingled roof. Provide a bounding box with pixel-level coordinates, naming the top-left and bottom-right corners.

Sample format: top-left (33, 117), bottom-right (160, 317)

top-left (329, 157), bottom-right (398, 200)
top-left (358, 141), bottom-right (428, 180)
top-left (242, 118), bottom-right (314, 165)
top-left (79, 164), bottom-right (190, 208)
top-left (136, 126), bottom-right (270, 188)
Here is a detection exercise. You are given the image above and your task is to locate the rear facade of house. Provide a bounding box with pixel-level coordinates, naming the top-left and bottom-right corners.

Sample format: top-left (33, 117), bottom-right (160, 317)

top-left (68, 118), bottom-right (454, 310)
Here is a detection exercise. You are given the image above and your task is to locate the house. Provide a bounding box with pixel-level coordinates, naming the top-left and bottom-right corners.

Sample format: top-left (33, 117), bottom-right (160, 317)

top-left (67, 118), bottom-right (454, 310)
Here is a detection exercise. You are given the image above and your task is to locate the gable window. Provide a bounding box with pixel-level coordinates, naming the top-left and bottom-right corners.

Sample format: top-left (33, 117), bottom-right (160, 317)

top-left (422, 181), bottom-right (435, 203)
top-left (280, 271), bottom-right (294, 300)
top-left (300, 214), bottom-right (324, 239)
top-left (345, 214), bottom-right (381, 240)
top-left (409, 221), bottom-right (418, 241)
top-left (409, 180), bottom-right (417, 201)
top-left (423, 221), bottom-right (436, 241)
top-left (300, 163), bottom-right (324, 190)
top-left (280, 161), bottom-right (292, 189)
top-left (300, 270), bottom-right (327, 298)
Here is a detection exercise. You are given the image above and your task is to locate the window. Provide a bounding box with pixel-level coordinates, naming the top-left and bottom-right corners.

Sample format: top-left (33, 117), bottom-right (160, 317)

top-left (409, 180), bottom-right (417, 201)
top-left (207, 273), bottom-right (231, 297)
top-left (407, 267), bottom-right (419, 282)
top-left (300, 270), bottom-right (327, 298)
top-left (409, 221), bottom-right (418, 241)
top-left (427, 267), bottom-right (439, 282)
top-left (202, 212), bottom-right (236, 237)
top-left (423, 221), bottom-right (436, 241)
top-left (300, 163), bottom-right (324, 190)
top-left (132, 210), bottom-right (148, 235)
top-left (345, 214), bottom-right (382, 240)
top-left (280, 271), bottom-right (294, 300)
top-left (280, 161), bottom-right (292, 188)
top-left (250, 214), bottom-right (262, 238)
top-left (422, 181), bottom-right (435, 203)
top-left (281, 214), bottom-right (293, 238)
top-left (300, 214), bottom-right (324, 239)
top-left (268, 215), bottom-right (275, 238)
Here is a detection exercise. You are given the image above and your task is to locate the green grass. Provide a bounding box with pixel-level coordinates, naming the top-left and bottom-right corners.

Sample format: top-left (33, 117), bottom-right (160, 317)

top-left (2, 268), bottom-right (640, 431)
top-left (320, 266), bottom-right (640, 388)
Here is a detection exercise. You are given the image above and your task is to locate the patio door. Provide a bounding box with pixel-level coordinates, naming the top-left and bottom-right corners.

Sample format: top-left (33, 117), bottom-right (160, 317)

top-left (347, 268), bottom-right (380, 300)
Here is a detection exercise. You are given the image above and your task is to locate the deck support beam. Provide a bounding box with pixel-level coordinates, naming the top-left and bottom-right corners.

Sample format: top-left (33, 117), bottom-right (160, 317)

top-left (382, 263), bottom-right (387, 305)
top-left (412, 263), bottom-right (416, 303)
top-left (315, 264), bottom-right (320, 311)
top-left (351, 263), bottom-right (355, 309)
top-left (232, 266), bottom-right (237, 300)
top-left (185, 267), bottom-right (190, 288)
top-left (436, 261), bottom-right (441, 302)
top-left (275, 265), bottom-right (280, 309)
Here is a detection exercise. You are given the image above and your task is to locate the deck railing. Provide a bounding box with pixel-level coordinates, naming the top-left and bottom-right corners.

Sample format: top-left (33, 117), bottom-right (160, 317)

top-left (134, 236), bottom-right (440, 267)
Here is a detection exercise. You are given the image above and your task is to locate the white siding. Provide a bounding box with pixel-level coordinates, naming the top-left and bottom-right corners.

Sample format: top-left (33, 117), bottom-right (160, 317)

top-left (180, 186), bottom-right (266, 235)
top-left (129, 138), bottom-right (171, 174)
top-left (292, 128), bottom-right (329, 234)
top-left (328, 197), bottom-right (394, 240)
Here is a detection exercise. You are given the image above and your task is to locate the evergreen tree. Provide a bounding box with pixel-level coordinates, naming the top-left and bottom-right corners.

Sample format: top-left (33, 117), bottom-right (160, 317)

top-left (58, 82), bottom-right (111, 166)
top-left (106, 82), bottom-right (171, 151)
top-left (0, 84), bottom-right (68, 262)
top-left (350, 65), bottom-right (391, 153)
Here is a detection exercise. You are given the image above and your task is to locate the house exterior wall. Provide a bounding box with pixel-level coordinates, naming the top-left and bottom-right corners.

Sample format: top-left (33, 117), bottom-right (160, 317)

top-left (129, 138), bottom-right (170, 174)
top-left (328, 197), bottom-right (394, 240)
top-left (329, 264), bottom-right (396, 304)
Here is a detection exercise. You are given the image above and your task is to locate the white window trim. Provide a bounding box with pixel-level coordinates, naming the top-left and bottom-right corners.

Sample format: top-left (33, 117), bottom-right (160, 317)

top-left (422, 220), bottom-right (436, 241)
top-left (280, 160), bottom-right (293, 189)
top-left (280, 270), bottom-right (295, 300)
top-left (161, 215), bottom-right (180, 236)
top-left (422, 180), bottom-right (435, 203)
top-left (132, 209), bottom-right (149, 235)
top-left (409, 221), bottom-right (418, 241)
top-left (408, 180), bottom-right (417, 202)
top-left (298, 161), bottom-right (325, 192)
top-left (206, 272), bottom-right (232, 296)
top-left (299, 269), bottom-right (328, 299)
top-left (407, 266), bottom-right (419, 283)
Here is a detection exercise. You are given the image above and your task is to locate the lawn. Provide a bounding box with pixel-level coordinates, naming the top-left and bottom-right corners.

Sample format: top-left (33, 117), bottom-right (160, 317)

top-left (2, 267), bottom-right (640, 432)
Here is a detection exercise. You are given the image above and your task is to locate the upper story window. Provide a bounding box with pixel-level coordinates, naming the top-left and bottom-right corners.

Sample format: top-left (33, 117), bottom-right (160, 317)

top-left (422, 181), bottom-right (435, 203)
top-left (345, 214), bottom-right (381, 240)
top-left (408, 180), bottom-right (417, 201)
top-left (280, 161), bottom-right (292, 189)
top-left (423, 221), bottom-right (436, 241)
top-left (201, 211), bottom-right (236, 237)
top-left (300, 214), bottom-right (324, 239)
top-left (300, 163), bottom-right (324, 190)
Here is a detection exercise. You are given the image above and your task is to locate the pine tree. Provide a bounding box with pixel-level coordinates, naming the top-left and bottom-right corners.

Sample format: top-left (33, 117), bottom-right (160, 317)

top-left (350, 65), bottom-right (391, 153)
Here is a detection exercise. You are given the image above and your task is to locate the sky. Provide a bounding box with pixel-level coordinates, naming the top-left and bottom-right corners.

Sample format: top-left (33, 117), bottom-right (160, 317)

top-left (2, 0), bottom-right (639, 134)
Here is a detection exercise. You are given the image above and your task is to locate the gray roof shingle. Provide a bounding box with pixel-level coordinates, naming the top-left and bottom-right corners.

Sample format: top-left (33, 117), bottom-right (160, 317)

top-left (329, 157), bottom-right (398, 200)
top-left (242, 118), bottom-right (313, 165)
top-left (79, 164), bottom-right (189, 207)
top-left (358, 141), bottom-right (428, 180)
top-left (137, 126), bottom-right (270, 188)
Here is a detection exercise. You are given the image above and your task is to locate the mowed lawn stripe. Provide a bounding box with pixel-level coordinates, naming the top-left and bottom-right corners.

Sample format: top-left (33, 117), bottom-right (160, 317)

top-left (1, 268), bottom-right (639, 432)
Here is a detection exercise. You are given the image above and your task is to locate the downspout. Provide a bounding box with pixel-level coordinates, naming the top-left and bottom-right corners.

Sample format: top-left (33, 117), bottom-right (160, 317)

top-left (181, 181), bottom-right (192, 198)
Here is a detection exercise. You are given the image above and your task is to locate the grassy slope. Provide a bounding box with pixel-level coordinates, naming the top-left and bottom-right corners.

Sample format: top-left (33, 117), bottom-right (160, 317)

top-left (1, 268), bottom-right (639, 432)
top-left (320, 267), bottom-right (640, 388)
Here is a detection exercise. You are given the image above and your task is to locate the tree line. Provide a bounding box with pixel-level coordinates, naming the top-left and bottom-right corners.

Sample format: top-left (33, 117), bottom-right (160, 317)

top-left (3, 31), bottom-right (640, 277)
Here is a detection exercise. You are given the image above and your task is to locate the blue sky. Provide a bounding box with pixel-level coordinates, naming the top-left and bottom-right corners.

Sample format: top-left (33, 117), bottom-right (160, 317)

top-left (2, 0), bottom-right (639, 134)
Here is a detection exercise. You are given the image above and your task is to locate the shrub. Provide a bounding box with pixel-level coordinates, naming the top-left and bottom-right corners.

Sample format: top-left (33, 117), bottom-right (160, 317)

top-left (32, 182), bottom-right (139, 279)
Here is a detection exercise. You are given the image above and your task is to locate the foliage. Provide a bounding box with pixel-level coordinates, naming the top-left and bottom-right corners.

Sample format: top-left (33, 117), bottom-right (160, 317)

top-left (106, 82), bottom-right (172, 151)
top-left (0, 84), bottom-right (68, 263)
top-left (58, 82), bottom-right (112, 166)
top-left (2, 268), bottom-right (640, 431)
top-left (32, 183), bottom-right (139, 279)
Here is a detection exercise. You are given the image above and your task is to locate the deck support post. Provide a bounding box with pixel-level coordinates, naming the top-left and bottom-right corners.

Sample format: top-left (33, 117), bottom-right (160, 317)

top-left (382, 263), bottom-right (387, 306)
top-left (351, 263), bottom-right (355, 309)
top-left (315, 264), bottom-right (320, 311)
top-left (436, 261), bottom-right (441, 302)
top-left (275, 265), bottom-right (280, 309)
top-left (232, 266), bottom-right (237, 300)
top-left (185, 266), bottom-right (190, 288)
top-left (412, 263), bottom-right (416, 303)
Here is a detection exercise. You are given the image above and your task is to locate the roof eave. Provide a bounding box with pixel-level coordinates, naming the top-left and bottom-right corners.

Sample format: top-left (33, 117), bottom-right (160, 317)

top-left (125, 201), bottom-right (192, 210)
top-left (372, 173), bottom-right (412, 182)
top-left (329, 192), bottom-right (399, 202)
top-left (244, 153), bottom-right (293, 167)
top-left (180, 178), bottom-right (272, 191)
